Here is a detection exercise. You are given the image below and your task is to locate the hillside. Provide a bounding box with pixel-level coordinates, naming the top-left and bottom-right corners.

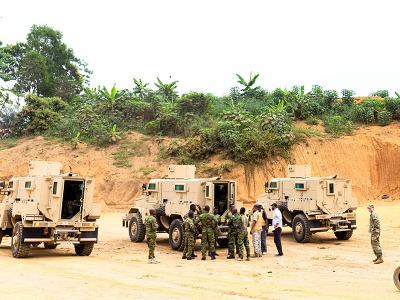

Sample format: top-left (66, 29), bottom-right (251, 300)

top-left (0, 122), bottom-right (399, 210)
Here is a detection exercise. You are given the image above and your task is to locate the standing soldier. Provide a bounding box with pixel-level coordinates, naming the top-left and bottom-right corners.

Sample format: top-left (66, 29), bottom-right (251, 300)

top-left (212, 207), bottom-right (221, 256)
top-left (182, 210), bottom-right (196, 260)
top-left (196, 205), bottom-right (216, 260)
top-left (368, 204), bottom-right (383, 264)
top-left (238, 207), bottom-right (251, 261)
top-left (226, 204), bottom-right (239, 257)
top-left (227, 208), bottom-right (242, 259)
top-left (145, 208), bottom-right (159, 264)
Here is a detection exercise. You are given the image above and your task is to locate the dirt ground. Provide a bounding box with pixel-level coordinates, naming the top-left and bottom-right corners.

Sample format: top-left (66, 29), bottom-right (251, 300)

top-left (1, 201), bottom-right (400, 300)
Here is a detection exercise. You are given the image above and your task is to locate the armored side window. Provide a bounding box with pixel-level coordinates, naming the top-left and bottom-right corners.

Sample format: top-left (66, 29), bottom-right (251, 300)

top-left (148, 183), bottom-right (157, 191)
top-left (205, 186), bottom-right (210, 198)
top-left (8, 181), bottom-right (14, 189)
top-left (175, 184), bottom-right (186, 192)
top-left (328, 183), bottom-right (335, 194)
top-left (25, 181), bottom-right (32, 189)
top-left (52, 182), bottom-right (58, 195)
top-left (295, 182), bottom-right (307, 190)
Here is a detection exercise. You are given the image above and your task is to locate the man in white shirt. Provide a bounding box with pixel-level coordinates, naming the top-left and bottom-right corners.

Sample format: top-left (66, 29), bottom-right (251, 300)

top-left (271, 203), bottom-right (283, 256)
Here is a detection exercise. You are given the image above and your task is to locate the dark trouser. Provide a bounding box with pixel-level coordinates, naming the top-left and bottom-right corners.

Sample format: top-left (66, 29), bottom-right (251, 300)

top-left (261, 225), bottom-right (268, 253)
top-left (273, 227), bottom-right (283, 255)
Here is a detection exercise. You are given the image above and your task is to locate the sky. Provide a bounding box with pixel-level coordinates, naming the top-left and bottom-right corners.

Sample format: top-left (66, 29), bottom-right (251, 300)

top-left (0, 0), bottom-right (399, 97)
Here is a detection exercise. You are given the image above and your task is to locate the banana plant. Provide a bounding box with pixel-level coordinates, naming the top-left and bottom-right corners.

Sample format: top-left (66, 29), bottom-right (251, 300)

top-left (236, 72), bottom-right (260, 96)
top-left (154, 77), bottom-right (178, 104)
top-left (100, 84), bottom-right (125, 111)
top-left (133, 78), bottom-right (151, 100)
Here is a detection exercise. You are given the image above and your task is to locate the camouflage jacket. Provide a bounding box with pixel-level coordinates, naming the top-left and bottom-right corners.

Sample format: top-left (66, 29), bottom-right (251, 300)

top-left (369, 211), bottom-right (380, 234)
top-left (145, 215), bottom-right (158, 237)
top-left (213, 214), bottom-right (221, 229)
top-left (228, 214), bottom-right (243, 231)
top-left (196, 212), bottom-right (216, 229)
top-left (183, 218), bottom-right (196, 236)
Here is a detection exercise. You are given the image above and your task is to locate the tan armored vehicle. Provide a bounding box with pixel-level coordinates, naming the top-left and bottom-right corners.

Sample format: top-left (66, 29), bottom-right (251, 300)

top-left (0, 161), bottom-right (101, 258)
top-left (256, 165), bottom-right (357, 243)
top-left (122, 165), bottom-right (242, 250)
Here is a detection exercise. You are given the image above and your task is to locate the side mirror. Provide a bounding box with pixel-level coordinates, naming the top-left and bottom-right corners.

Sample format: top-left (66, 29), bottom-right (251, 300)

top-left (0, 181), bottom-right (5, 190)
top-left (264, 182), bottom-right (269, 193)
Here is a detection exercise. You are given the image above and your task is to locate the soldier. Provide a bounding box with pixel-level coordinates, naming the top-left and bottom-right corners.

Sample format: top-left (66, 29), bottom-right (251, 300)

top-left (182, 210), bottom-right (196, 260)
top-left (227, 208), bottom-right (242, 259)
top-left (195, 205), bottom-right (216, 260)
top-left (183, 204), bottom-right (198, 258)
top-left (226, 204), bottom-right (239, 257)
top-left (145, 208), bottom-right (159, 264)
top-left (368, 204), bottom-right (383, 264)
top-left (211, 207), bottom-right (221, 256)
top-left (239, 207), bottom-right (251, 261)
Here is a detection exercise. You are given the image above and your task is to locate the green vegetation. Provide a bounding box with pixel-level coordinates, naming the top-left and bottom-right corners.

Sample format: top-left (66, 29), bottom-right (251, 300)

top-left (139, 167), bottom-right (156, 176)
top-left (1, 26), bottom-right (400, 166)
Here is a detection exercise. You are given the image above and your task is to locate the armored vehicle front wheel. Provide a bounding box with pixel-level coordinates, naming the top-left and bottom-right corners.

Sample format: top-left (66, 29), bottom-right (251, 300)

top-left (156, 206), bottom-right (171, 231)
top-left (11, 222), bottom-right (31, 258)
top-left (334, 230), bottom-right (353, 240)
top-left (169, 219), bottom-right (184, 251)
top-left (292, 214), bottom-right (311, 243)
top-left (129, 214), bottom-right (146, 242)
top-left (393, 266), bottom-right (400, 290)
top-left (44, 242), bottom-right (58, 249)
top-left (75, 244), bottom-right (94, 256)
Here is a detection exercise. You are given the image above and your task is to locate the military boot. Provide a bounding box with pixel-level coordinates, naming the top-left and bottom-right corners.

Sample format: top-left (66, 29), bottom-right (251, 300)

top-left (211, 253), bottom-right (216, 260)
top-left (374, 255), bottom-right (383, 264)
top-left (373, 256), bottom-right (378, 262)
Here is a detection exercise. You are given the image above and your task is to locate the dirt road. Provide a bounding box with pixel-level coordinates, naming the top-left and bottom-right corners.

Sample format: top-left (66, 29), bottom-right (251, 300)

top-left (1, 201), bottom-right (400, 300)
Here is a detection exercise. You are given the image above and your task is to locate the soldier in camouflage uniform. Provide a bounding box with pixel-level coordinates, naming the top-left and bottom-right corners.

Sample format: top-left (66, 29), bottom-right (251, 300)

top-left (211, 207), bottom-right (221, 256)
top-left (227, 208), bottom-right (242, 259)
top-left (368, 204), bottom-right (383, 264)
top-left (195, 205), bottom-right (216, 260)
top-left (182, 210), bottom-right (196, 260)
top-left (145, 208), bottom-right (159, 264)
top-left (238, 207), bottom-right (251, 261)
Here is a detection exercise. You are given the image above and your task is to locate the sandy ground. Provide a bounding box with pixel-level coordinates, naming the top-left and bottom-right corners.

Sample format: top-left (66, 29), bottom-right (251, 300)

top-left (1, 201), bottom-right (400, 300)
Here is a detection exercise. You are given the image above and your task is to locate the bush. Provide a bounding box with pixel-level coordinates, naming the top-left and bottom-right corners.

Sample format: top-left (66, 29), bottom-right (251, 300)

top-left (306, 116), bottom-right (319, 125)
top-left (370, 90), bottom-right (389, 98)
top-left (377, 110), bottom-right (392, 126)
top-left (324, 116), bottom-right (353, 137)
top-left (384, 97), bottom-right (400, 119)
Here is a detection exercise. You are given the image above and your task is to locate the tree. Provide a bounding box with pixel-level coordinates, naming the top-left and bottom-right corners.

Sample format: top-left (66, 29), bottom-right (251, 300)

top-left (0, 25), bottom-right (91, 101)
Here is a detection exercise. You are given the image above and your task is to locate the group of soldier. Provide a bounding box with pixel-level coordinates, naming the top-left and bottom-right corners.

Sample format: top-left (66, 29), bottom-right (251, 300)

top-left (144, 202), bottom-right (282, 264)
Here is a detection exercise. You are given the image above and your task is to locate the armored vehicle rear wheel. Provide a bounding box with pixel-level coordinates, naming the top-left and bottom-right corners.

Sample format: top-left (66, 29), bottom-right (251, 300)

top-left (393, 266), bottom-right (400, 290)
top-left (11, 222), bottom-right (31, 258)
top-left (44, 242), bottom-right (58, 249)
top-left (217, 238), bottom-right (229, 248)
top-left (156, 206), bottom-right (171, 231)
top-left (279, 203), bottom-right (293, 226)
top-left (169, 219), bottom-right (184, 251)
top-left (129, 214), bottom-right (146, 242)
top-left (334, 230), bottom-right (353, 240)
top-left (292, 214), bottom-right (311, 243)
top-left (75, 244), bottom-right (94, 256)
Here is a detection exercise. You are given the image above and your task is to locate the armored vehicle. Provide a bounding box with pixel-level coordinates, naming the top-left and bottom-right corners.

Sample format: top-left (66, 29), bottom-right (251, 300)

top-left (0, 161), bottom-right (101, 258)
top-left (122, 165), bottom-right (242, 250)
top-left (256, 165), bottom-right (357, 243)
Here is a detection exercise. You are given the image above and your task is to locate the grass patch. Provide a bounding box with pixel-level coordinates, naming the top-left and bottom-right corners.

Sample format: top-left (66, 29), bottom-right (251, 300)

top-left (0, 138), bottom-right (18, 150)
top-left (112, 141), bottom-right (148, 168)
top-left (139, 167), bottom-right (156, 176)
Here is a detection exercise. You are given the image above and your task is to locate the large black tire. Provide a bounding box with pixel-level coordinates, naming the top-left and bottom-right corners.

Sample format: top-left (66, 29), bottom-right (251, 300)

top-left (217, 238), bottom-right (229, 248)
top-left (279, 203), bottom-right (293, 226)
top-left (334, 230), bottom-right (353, 240)
top-left (292, 214), bottom-right (311, 243)
top-left (11, 221), bottom-right (30, 258)
top-left (129, 214), bottom-right (146, 242)
top-left (75, 244), bottom-right (94, 256)
top-left (393, 266), bottom-right (400, 290)
top-left (169, 219), bottom-right (184, 251)
top-left (44, 242), bottom-right (58, 249)
top-left (156, 206), bottom-right (171, 231)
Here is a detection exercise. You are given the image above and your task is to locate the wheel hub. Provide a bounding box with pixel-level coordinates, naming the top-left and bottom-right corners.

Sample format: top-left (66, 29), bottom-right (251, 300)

top-left (172, 228), bottom-right (180, 243)
top-left (295, 222), bottom-right (303, 235)
top-left (131, 222), bottom-right (137, 236)
top-left (12, 231), bottom-right (19, 249)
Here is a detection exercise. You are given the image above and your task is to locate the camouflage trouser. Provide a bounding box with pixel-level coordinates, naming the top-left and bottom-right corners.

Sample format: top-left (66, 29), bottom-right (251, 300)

top-left (371, 233), bottom-right (382, 256)
top-left (228, 231), bottom-right (240, 256)
top-left (183, 234), bottom-right (195, 257)
top-left (201, 228), bottom-right (215, 259)
top-left (214, 229), bottom-right (218, 251)
top-left (238, 229), bottom-right (250, 259)
top-left (252, 229), bottom-right (262, 255)
top-left (147, 235), bottom-right (156, 259)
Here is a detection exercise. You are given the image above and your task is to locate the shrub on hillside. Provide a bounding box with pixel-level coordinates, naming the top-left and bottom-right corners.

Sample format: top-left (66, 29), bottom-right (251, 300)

top-left (324, 115), bottom-right (353, 137)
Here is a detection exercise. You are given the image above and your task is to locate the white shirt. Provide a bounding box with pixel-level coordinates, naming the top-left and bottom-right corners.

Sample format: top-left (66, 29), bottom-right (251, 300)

top-left (272, 208), bottom-right (282, 231)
